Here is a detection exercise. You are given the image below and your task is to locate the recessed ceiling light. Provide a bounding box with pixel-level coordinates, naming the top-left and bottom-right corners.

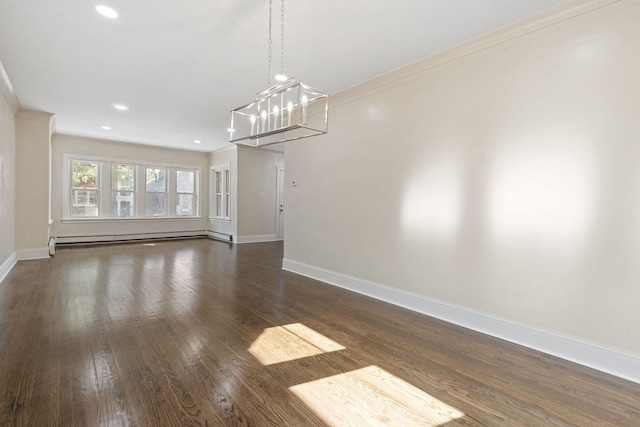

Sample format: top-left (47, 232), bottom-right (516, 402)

top-left (194, 140), bottom-right (201, 144)
top-left (101, 126), bottom-right (111, 130)
top-left (112, 104), bottom-right (128, 111)
top-left (96, 5), bottom-right (118, 19)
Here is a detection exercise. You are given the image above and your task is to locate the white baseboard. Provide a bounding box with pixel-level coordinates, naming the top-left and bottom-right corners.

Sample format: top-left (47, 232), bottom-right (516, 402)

top-left (236, 234), bottom-right (277, 244)
top-left (282, 258), bottom-right (640, 385)
top-left (0, 252), bottom-right (17, 284)
top-left (17, 248), bottom-right (50, 261)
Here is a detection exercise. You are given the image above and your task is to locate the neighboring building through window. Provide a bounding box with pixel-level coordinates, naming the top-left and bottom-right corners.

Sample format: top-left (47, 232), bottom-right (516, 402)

top-left (145, 167), bottom-right (167, 217)
top-left (63, 154), bottom-right (200, 220)
top-left (176, 169), bottom-right (196, 216)
top-left (111, 164), bottom-right (135, 217)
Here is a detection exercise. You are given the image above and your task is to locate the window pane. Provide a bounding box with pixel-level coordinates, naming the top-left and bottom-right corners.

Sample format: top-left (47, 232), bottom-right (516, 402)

top-left (176, 170), bottom-right (195, 193)
top-left (176, 194), bottom-right (194, 216)
top-left (112, 191), bottom-right (134, 217)
top-left (215, 171), bottom-right (222, 194)
top-left (216, 195), bottom-right (222, 217)
top-left (71, 189), bottom-right (99, 217)
top-left (72, 161), bottom-right (98, 188)
top-left (225, 170), bottom-right (230, 193)
top-left (225, 194), bottom-right (230, 218)
top-left (112, 164), bottom-right (135, 191)
top-left (146, 168), bottom-right (166, 192)
top-left (146, 193), bottom-right (166, 216)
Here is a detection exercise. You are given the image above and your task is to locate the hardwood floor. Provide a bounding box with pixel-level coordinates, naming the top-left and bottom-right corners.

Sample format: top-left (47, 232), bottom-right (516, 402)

top-left (1, 238), bottom-right (639, 426)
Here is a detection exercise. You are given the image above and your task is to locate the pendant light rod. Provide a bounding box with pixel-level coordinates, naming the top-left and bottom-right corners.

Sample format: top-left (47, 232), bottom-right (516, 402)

top-left (268, 0), bottom-right (287, 84)
top-left (267, 0), bottom-right (273, 85)
top-left (278, 0), bottom-right (286, 81)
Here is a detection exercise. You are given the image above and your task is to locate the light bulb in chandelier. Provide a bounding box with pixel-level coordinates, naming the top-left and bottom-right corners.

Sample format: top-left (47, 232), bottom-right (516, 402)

top-left (287, 101), bottom-right (293, 126)
top-left (301, 95), bottom-right (308, 123)
top-left (273, 105), bottom-right (280, 129)
top-left (275, 74), bottom-right (288, 82)
top-left (250, 114), bottom-right (257, 135)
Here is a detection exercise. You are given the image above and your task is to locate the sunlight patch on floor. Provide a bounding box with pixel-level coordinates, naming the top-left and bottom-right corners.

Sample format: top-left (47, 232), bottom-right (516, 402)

top-left (290, 365), bottom-right (464, 426)
top-left (249, 323), bottom-right (345, 365)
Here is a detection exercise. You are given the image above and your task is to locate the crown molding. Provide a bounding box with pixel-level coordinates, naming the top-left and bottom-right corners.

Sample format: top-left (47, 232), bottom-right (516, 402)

top-left (0, 60), bottom-right (21, 114)
top-left (17, 109), bottom-right (55, 122)
top-left (331, 0), bottom-right (626, 107)
top-left (210, 144), bottom-right (238, 155)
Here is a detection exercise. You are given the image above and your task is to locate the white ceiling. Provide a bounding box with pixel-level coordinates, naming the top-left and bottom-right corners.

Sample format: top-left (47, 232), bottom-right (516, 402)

top-left (0, 0), bottom-right (566, 152)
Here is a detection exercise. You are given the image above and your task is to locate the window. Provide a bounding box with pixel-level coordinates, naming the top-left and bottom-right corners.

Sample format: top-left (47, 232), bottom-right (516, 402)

top-left (224, 169), bottom-right (230, 219)
top-left (176, 169), bottom-right (196, 216)
top-left (111, 164), bottom-right (135, 217)
top-left (63, 154), bottom-right (200, 220)
top-left (71, 161), bottom-right (99, 217)
top-left (215, 170), bottom-right (222, 217)
top-left (211, 164), bottom-right (230, 220)
top-left (145, 167), bottom-right (167, 217)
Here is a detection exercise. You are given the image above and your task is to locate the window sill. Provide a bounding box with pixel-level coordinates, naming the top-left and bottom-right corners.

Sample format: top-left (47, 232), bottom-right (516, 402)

top-left (209, 217), bottom-right (231, 223)
top-left (61, 217), bottom-right (204, 224)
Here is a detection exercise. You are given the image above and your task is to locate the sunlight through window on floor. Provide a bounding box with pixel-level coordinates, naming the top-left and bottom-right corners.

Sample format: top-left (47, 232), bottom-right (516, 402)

top-left (248, 323), bottom-right (345, 365)
top-left (290, 365), bottom-right (464, 426)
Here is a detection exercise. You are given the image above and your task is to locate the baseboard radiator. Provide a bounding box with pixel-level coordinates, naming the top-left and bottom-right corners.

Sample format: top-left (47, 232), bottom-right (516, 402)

top-left (54, 230), bottom-right (208, 247)
top-left (206, 230), bottom-right (233, 243)
top-left (48, 236), bottom-right (57, 256)
top-left (53, 230), bottom-right (234, 248)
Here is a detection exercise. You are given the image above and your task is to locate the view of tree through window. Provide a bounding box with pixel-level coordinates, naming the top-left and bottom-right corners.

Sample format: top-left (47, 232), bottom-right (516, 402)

top-left (71, 161), bottom-right (99, 217)
top-left (65, 155), bottom-right (199, 219)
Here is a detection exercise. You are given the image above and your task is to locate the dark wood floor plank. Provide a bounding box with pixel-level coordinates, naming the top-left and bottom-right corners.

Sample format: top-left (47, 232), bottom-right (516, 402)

top-left (0, 238), bottom-right (639, 426)
top-left (0, 313), bottom-right (45, 427)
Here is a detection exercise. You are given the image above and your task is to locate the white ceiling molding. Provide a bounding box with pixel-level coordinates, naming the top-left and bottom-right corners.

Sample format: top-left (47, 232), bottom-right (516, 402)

top-left (0, 59), bottom-right (21, 114)
top-left (331, 0), bottom-right (624, 108)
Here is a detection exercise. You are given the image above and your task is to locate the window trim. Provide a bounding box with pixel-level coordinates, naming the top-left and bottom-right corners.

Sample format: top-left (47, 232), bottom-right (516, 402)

top-left (62, 153), bottom-right (201, 221)
top-left (70, 160), bottom-right (100, 218)
top-left (210, 163), bottom-right (231, 221)
top-left (111, 163), bottom-right (136, 218)
top-left (176, 169), bottom-right (197, 217)
top-left (144, 166), bottom-right (169, 217)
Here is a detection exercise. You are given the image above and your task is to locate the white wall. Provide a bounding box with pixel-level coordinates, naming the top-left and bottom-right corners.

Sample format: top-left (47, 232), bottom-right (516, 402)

top-left (51, 134), bottom-right (209, 238)
top-left (209, 145), bottom-right (238, 239)
top-left (208, 144), bottom-right (283, 243)
top-left (0, 61), bottom-right (18, 278)
top-left (15, 110), bottom-right (54, 259)
top-left (284, 0), bottom-right (640, 379)
top-left (237, 145), bottom-right (282, 242)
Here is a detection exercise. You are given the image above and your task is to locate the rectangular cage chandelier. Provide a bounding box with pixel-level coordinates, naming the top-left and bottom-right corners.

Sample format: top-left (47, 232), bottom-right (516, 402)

top-left (228, 0), bottom-right (328, 148)
top-left (229, 77), bottom-right (328, 147)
